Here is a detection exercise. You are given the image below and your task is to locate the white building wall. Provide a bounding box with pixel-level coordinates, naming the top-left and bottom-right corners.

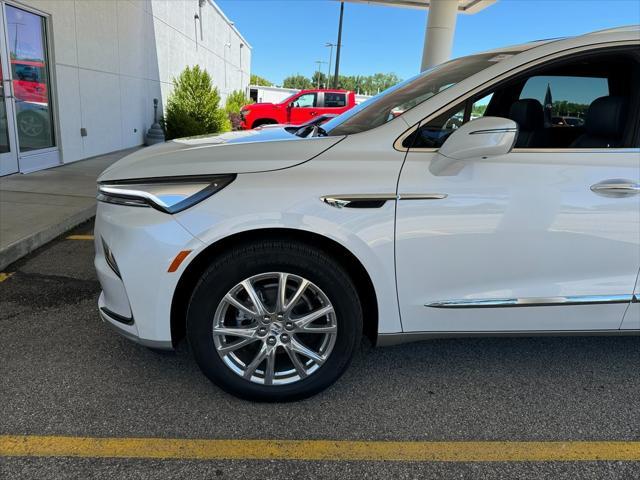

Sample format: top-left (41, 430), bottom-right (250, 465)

top-left (20, 0), bottom-right (251, 164)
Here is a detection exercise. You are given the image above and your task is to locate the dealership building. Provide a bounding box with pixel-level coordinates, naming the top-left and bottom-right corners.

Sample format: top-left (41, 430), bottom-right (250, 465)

top-left (0, 0), bottom-right (251, 176)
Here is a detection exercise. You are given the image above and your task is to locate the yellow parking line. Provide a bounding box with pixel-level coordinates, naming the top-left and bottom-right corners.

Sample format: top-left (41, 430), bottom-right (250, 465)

top-left (0, 272), bottom-right (14, 283)
top-left (1, 436), bottom-right (639, 462)
top-left (66, 235), bottom-right (94, 240)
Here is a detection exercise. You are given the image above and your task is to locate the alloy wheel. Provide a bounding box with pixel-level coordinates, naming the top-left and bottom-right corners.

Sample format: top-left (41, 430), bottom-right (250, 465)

top-left (212, 272), bottom-right (338, 385)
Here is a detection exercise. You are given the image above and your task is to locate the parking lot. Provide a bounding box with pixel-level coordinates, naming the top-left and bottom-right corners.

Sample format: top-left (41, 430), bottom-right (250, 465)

top-left (1, 221), bottom-right (639, 479)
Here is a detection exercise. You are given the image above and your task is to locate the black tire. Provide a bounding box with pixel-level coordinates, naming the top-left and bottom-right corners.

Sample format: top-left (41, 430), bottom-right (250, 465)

top-left (186, 240), bottom-right (362, 402)
top-left (251, 119), bottom-right (277, 128)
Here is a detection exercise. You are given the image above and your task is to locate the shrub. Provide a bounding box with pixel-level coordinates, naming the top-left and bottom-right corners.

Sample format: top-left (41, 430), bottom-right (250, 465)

top-left (225, 90), bottom-right (253, 130)
top-left (164, 66), bottom-right (230, 140)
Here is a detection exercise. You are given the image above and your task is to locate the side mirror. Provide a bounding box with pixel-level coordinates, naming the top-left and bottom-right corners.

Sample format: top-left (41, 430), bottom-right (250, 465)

top-left (439, 116), bottom-right (518, 160)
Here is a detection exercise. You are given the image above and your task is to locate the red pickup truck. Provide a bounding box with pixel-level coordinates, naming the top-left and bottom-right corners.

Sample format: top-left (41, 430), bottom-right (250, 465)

top-left (240, 89), bottom-right (356, 130)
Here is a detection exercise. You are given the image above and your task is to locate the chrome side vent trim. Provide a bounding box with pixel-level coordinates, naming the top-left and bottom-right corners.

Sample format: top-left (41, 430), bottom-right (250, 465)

top-left (426, 294), bottom-right (633, 309)
top-left (321, 193), bottom-right (447, 209)
top-left (321, 194), bottom-right (397, 209)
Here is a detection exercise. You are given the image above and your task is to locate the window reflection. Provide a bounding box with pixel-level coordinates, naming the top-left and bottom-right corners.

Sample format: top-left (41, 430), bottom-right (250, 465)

top-left (0, 61), bottom-right (9, 153)
top-left (6, 5), bottom-right (54, 152)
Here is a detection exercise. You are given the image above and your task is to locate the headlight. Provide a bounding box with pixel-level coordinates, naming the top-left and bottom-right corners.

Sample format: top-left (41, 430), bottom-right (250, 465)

top-left (97, 174), bottom-right (236, 214)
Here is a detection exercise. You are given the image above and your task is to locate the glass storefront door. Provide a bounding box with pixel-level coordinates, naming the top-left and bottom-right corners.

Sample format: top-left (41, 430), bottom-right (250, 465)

top-left (0, 7), bottom-right (18, 176)
top-left (0, 1), bottom-right (58, 176)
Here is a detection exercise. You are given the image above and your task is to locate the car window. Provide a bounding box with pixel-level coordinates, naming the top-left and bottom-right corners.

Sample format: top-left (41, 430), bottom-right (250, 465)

top-left (471, 93), bottom-right (493, 120)
top-left (404, 93), bottom-right (493, 148)
top-left (291, 93), bottom-right (317, 108)
top-left (404, 105), bottom-right (466, 149)
top-left (12, 62), bottom-right (46, 83)
top-left (406, 49), bottom-right (637, 150)
top-left (324, 93), bottom-right (346, 108)
top-left (519, 75), bottom-right (608, 126)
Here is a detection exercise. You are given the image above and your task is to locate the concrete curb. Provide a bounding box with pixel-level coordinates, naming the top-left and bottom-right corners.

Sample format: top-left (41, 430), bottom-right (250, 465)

top-left (0, 205), bottom-right (96, 270)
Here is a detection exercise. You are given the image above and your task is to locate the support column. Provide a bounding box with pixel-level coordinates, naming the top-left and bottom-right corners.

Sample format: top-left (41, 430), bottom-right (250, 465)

top-left (421, 0), bottom-right (459, 71)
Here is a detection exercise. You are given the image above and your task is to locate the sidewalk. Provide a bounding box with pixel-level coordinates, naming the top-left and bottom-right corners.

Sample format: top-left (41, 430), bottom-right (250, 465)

top-left (0, 148), bottom-right (138, 270)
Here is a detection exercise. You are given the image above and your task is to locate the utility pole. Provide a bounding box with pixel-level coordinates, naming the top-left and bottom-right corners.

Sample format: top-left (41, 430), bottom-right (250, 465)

top-left (325, 43), bottom-right (336, 85)
top-left (333, 2), bottom-right (344, 88)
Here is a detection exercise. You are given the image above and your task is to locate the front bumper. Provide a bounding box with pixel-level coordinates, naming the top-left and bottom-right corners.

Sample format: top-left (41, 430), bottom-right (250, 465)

top-left (94, 202), bottom-right (204, 349)
top-left (98, 299), bottom-right (172, 349)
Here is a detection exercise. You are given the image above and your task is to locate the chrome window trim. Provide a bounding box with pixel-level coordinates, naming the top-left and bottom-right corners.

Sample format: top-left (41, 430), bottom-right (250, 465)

top-left (426, 294), bottom-right (633, 309)
top-left (511, 147), bottom-right (640, 153)
top-left (393, 40), bottom-right (639, 153)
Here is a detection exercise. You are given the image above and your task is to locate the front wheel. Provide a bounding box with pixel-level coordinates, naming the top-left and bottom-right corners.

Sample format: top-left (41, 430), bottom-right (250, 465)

top-left (186, 240), bottom-right (362, 401)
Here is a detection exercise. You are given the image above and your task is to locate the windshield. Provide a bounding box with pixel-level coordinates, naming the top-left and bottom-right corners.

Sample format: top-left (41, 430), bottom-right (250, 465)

top-left (324, 52), bottom-right (518, 136)
top-left (279, 93), bottom-right (299, 105)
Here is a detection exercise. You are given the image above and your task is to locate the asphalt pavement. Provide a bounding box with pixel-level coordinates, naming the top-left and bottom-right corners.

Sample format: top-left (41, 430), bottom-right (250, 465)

top-left (1, 221), bottom-right (639, 479)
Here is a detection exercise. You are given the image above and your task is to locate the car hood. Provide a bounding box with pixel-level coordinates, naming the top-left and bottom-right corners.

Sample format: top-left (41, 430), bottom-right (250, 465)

top-left (99, 128), bottom-right (344, 181)
top-left (246, 102), bottom-right (276, 108)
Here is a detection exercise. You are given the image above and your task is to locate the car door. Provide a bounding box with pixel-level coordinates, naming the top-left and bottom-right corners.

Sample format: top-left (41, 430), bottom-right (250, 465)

top-left (395, 47), bottom-right (640, 333)
top-left (620, 271), bottom-right (640, 330)
top-left (287, 92), bottom-right (319, 125)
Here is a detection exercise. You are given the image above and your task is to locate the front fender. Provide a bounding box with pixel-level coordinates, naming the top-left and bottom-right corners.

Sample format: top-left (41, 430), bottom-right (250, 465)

top-left (174, 166), bottom-right (402, 335)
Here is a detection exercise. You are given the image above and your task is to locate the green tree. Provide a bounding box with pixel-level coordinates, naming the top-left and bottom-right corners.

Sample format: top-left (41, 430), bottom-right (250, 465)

top-left (282, 74), bottom-right (313, 89)
top-left (336, 75), bottom-right (366, 92)
top-left (225, 90), bottom-right (253, 114)
top-left (311, 71), bottom-right (329, 89)
top-left (553, 100), bottom-right (589, 117)
top-left (250, 74), bottom-right (272, 86)
top-left (164, 65), bottom-right (230, 140)
top-left (334, 73), bottom-right (401, 94)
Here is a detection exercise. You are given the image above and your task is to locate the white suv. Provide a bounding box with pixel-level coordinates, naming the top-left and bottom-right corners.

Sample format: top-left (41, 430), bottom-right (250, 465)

top-left (95, 27), bottom-right (640, 401)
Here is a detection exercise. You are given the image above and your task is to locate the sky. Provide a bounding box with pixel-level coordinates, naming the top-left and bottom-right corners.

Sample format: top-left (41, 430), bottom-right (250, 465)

top-left (216, 0), bottom-right (640, 86)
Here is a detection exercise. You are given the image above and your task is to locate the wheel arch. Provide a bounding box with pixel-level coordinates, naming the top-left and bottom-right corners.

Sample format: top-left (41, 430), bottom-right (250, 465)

top-left (170, 228), bottom-right (379, 348)
top-left (251, 118), bottom-right (278, 128)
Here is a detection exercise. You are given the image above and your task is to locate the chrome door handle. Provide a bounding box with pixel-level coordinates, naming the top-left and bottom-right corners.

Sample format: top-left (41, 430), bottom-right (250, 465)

top-left (590, 179), bottom-right (640, 198)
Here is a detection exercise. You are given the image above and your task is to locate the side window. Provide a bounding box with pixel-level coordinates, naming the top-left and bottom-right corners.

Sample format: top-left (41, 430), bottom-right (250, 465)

top-left (471, 93), bottom-right (493, 120)
top-left (405, 50), bottom-right (637, 150)
top-left (404, 92), bottom-right (493, 148)
top-left (324, 93), bottom-right (346, 108)
top-left (404, 105), bottom-right (465, 149)
top-left (519, 75), bottom-right (608, 127)
top-left (291, 93), bottom-right (317, 108)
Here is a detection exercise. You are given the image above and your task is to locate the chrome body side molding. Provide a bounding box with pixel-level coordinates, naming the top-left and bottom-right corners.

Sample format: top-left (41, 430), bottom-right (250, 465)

top-left (426, 294), bottom-right (633, 309)
top-left (377, 329), bottom-right (640, 347)
top-left (321, 193), bottom-right (447, 209)
top-left (398, 193), bottom-right (448, 200)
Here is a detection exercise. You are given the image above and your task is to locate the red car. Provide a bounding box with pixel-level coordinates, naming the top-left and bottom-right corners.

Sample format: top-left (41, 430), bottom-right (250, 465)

top-left (240, 89), bottom-right (356, 130)
top-left (11, 60), bottom-right (48, 104)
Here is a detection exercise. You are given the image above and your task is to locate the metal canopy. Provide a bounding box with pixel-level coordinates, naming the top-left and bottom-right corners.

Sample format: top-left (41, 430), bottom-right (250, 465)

top-left (340, 0), bottom-right (496, 14)
top-left (338, 0), bottom-right (498, 70)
